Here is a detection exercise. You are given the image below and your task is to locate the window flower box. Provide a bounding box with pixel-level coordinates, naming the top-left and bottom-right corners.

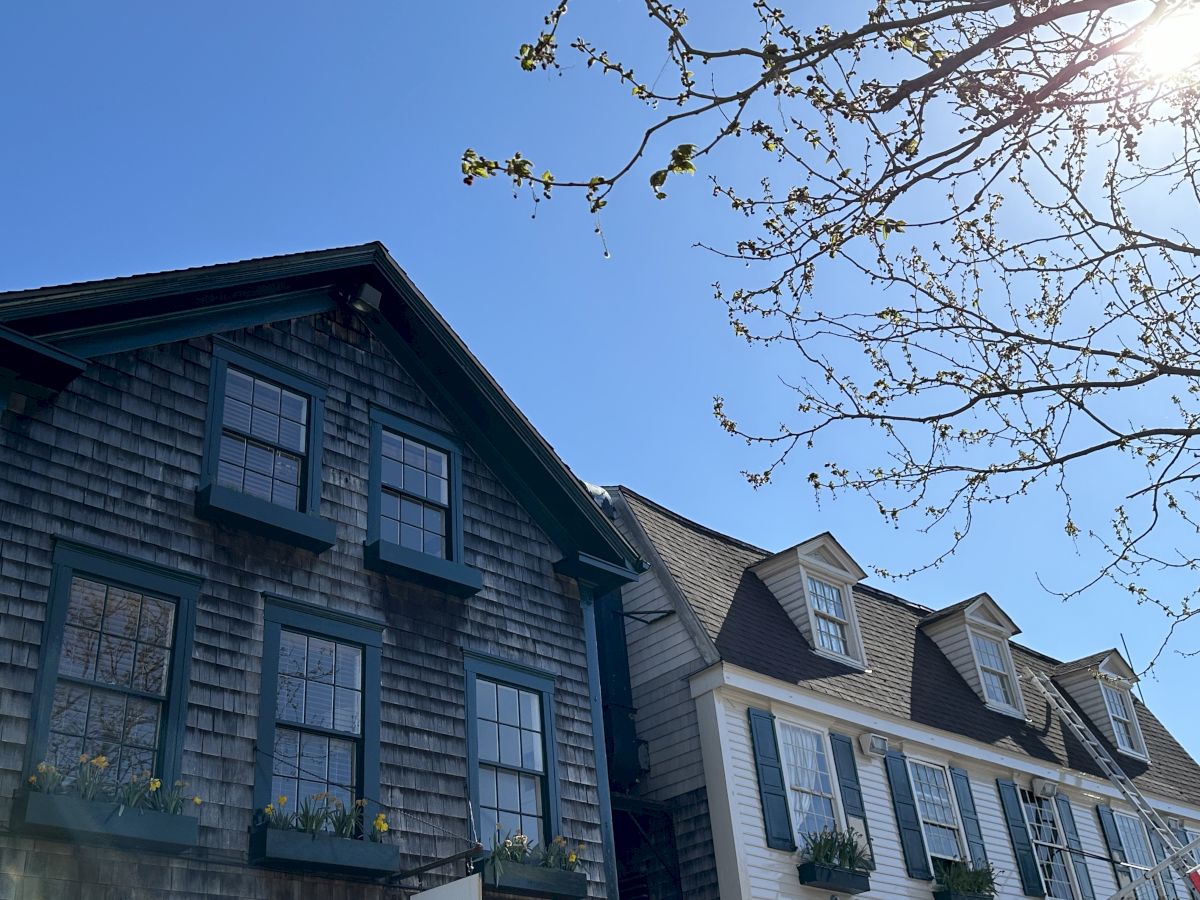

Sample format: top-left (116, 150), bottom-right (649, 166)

top-left (796, 861), bottom-right (872, 895)
top-left (13, 790), bottom-right (198, 852)
top-left (249, 823), bottom-right (400, 877)
top-left (932, 892), bottom-right (992, 900)
top-left (481, 860), bottom-right (589, 898)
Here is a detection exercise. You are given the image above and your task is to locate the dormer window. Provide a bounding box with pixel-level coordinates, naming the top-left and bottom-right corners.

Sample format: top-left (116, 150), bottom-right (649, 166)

top-left (971, 631), bottom-right (1019, 710)
top-left (807, 575), bottom-right (852, 657)
top-left (921, 593), bottom-right (1026, 719)
top-left (1102, 682), bottom-right (1146, 757)
top-left (750, 532), bottom-right (868, 669)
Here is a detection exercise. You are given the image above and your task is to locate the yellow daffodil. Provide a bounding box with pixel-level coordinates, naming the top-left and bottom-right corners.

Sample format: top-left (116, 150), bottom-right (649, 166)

top-left (91, 755), bottom-right (109, 770)
top-left (568, 852), bottom-right (577, 864)
top-left (264, 804), bottom-right (274, 815)
top-left (36, 762), bottom-right (47, 774)
top-left (79, 754), bottom-right (90, 764)
top-left (192, 796), bottom-right (202, 806)
top-left (27, 775), bottom-right (36, 785)
top-left (149, 778), bottom-right (161, 791)
top-left (278, 795), bottom-right (288, 807)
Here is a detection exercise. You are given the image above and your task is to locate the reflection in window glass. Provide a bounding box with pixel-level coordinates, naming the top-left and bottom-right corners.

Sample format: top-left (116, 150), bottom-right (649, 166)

top-left (379, 429), bottom-right (450, 559)
top-left (47, 577), bottom-right (175, 783)
top-left (475, 677), bottom-right (546, 846)
top-left (216, 367), bottom-right (308, 511)
top-left (778, 723), bottom-right (837, 839)
top-left (271, 629), bottom-right (362, 814)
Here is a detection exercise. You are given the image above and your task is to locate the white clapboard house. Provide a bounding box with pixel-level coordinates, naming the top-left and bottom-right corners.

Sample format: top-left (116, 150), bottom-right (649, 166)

top-left (601, 485), bottom-right (1200, 900)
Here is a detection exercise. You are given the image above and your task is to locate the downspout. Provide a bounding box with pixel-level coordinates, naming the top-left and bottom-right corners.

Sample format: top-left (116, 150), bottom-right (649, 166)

top-left (580, 582), bottom-right (620, 899)
top-left (555, 548), bottom-right (643, 900)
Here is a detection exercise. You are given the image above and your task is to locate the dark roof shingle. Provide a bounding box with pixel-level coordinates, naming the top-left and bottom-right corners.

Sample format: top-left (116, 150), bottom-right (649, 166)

top-left (616, 486), bottom-right (1200, 806)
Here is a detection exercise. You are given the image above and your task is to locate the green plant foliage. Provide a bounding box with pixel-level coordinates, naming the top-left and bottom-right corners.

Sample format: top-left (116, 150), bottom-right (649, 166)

top-left (799, 828), bottom-right (872, 873)
top-left (936, 860), bottom-right (999, 896)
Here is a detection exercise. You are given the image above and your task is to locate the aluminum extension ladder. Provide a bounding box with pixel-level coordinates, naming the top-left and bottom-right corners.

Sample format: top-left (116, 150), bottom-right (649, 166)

top-left (1024, 668), bottom-right (1200, 899)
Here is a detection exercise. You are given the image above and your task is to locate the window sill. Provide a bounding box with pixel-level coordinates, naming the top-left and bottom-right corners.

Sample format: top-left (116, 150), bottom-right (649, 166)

top-left (364, 539), bottom-right (482, 598)
top-left (196, 483), bottom-right (336, 552)
top-left (13, 790), bottom-right (198, 853)
top-left (249, 824), bottom-right (400, 877)
top-left (811, 647), bottom-right (867, 671)
top-left (479, 860), bottom-right (589, 899)
top-left (984, 702), bottom-right (1027, 721)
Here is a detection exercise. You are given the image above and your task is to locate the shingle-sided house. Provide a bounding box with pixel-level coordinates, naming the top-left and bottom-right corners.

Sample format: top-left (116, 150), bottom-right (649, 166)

top-left (0, 244), bottom-right (643, 899)
top-left (600, 485), bottom-right (1200, 900)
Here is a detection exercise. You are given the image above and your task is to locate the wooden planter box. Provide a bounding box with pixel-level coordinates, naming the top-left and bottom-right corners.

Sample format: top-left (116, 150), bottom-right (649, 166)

top-left (933, 891), bottom-right (993, 900)
top-left (796, 861), bottom-right (872, 895)
top-left (13, 790), bottom-right (198, 852)
top-left (249, 824), bottom-right (400, 877)
top-left (481, 860), bottom-right (588, 898)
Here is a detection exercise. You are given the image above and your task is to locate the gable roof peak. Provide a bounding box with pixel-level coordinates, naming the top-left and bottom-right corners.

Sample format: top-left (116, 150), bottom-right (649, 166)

top-left (920, 591), bottom-right (1021, 636)
top-left (1054, 648), bottom-right (1138, 683)
top-left (751, 531), bottom-right (868, 582)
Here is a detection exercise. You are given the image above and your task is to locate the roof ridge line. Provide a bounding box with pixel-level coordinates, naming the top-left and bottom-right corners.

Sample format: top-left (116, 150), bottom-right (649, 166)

top-left (611, 484), bottom-right (773, 556)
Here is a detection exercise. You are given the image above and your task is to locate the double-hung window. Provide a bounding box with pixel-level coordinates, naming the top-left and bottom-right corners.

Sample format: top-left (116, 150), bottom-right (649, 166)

top-left (1020, 789), bottom-right (1079, 900)
top-left (32, 542), bottom-right (199, 786)
top-left (198, 340), bottom-right (334, 552)
top-left (908, 760), bottom-right (965, 871)
top-left (465, 655), bottom-right (559, 848)
top-left (255, 598), bottom-right (382, 820)
top-left (778, 723), bottom-right (839, 839)
top-left (806, 576), bottom-right (854, 659)
top-left (1102, 683), bottom-right (1147, 757)
top-left (365, 409), bottom-right (480, 597)
top-left (1114, 811), bottom-right (1182, 900)
top-left (972, 631), bottom-right (1020, 711)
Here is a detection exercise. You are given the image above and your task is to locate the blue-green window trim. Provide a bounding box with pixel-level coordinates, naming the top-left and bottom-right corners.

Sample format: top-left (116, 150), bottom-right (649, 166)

top-left (28, 541), bottom-right (200, 785)
top-left (464, 653), bottom-right (561, 847)
top-left (254, 596), bottom-right (383, 820)
top-left (364, 408), bottom-right (481, 597)
top-left (196, 339), bottom-right (336, 552)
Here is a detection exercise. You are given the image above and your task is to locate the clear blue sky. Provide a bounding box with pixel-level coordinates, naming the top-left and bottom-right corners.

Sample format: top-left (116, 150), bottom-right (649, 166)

top-left (2, 1), bottom-right (1193, 753)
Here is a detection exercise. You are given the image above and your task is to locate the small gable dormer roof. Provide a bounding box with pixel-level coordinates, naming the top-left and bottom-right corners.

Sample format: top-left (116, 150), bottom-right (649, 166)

top-left (1054, 648), bottom-right (1148, 761)
top-left (750, 532), bottom-right (868, 668)
top-left (920, 592), bottom-right (1020, 636)
top-left (920, 593), bottom-right (1026, 719)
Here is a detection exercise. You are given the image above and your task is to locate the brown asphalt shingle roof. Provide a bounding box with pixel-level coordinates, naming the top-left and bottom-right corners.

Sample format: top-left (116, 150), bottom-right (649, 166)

top-left (615, 486), bottom-right (1200, 807)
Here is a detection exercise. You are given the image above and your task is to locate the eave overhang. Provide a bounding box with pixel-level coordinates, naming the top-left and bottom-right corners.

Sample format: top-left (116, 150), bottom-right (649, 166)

top-left (0, 243), bottom-right (642, 573)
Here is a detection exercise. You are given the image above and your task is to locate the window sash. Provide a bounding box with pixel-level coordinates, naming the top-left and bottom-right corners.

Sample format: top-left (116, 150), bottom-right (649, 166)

top-left (1114, 812), bottom-right (1180, 900)
top-left (778, 723), bottom-right (839, 840)
top-left (908, 761), bottom-right (964, 863)
top-left (1103, 684), bottom-right (1143, 754)
top-left (972, 632), bottom-right (1018, 708)
top-left (1020, 790), bottom-right (1078, 900)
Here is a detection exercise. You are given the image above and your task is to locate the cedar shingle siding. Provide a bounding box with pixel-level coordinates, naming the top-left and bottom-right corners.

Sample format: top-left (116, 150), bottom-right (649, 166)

top-left (0, 307), bottom-right (607, 897)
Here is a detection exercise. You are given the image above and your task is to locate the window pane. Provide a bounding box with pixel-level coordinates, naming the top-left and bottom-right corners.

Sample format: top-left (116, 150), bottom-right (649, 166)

top-left (124, 697), bottom-right (160, 749)
top-left (477, 679), bottom-right (498, 721)
top-left (280, 390), bottom-right (307, 425)
top-left (103, 589), bottom-right (142, 638)
top-left (428, 475), bottom-right (448, 505)
top-left (334, 687), bottom-right (361, 735)
top-left (299, 732), bottom-right (329, 784)
top-left (279, 631), bottom-right (307, 676)
top-left (401, 524), bottom-right (422, 551)
top-left (85, 689), bottom-right (127, 747)
top-left (131, 643), bottom-right (169, 695)
top-left (499, 724), bottom-right (522, 767)
top-left (815, 615), bottom-right (849, 655)
top-left (96, 634), bottom-right (135, 688)
top-left (253, 379), bottom-right (281, 414)
top-left (274, 728), bottom-right (300, 777)
top-left (972, 633), bottom-right (1006, 670)
top-left (382, 457), bottom-right (403, 489)
top-left (401, 498), bottom-right (423, 526)
top-left (138, 597), bottom-right (175, 647)
top-left (479, 766), bottom-right (498, 807)
top-left (404, 465), bottom-right (426, 497)
top-left (981, 669), bottom-right (1015, 707)
top-left (307, 639), bottom-right (336, 683)
top-left (498, 769), bottom-right (520, 812)
top-left (426, 448), bottom-right (448, 477)
top-left (478, 720), bottom-right (499, 763)
top-left (49, 682), bottom-right (90, 739)
top-left (807, 577), bottom-right (846, 619)
top-left (328, 738), bottom-right (355, 790)
top-left (519, 774), bottom-right (540, 815)
top-left (60, 626), bottom-right (99, 679)
top-left (336, 644), bottom-right (362, 689)
top-left (403, 438), bottom-right (426, 470)
top-left (521, 729), bottom-right (543, 772)
top-left (225, 368), bottom-right (254, 404)
top-left (518, 691), bottom-right (541, 731)
top-left (277, 675), bottom-right (305, 724)
top-left (67, 579), bottom-right (106, 629)
top-left (278, 419), bottom-right (306, 454)
top-left (224, 397), bottom-right (252, 433)
top-left (305, 682), bottom-right (334, 729)
top-left (497, 686), bottom-right (520, 725)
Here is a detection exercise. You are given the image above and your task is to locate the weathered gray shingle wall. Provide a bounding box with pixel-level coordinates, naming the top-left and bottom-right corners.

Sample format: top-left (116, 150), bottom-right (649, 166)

top-left (0, 308), bottom-right (605, 896)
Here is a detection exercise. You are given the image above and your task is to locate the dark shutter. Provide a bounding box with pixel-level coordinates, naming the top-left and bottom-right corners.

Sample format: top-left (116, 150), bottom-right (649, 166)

top-left (884, 750), bottom-right (932, 880)
top-left (1054, 795), bottom-right (1096, 900)
top-left (996, 780), bottom-right (1046, 897)
top-left (1096, 804), bottom-right (1134, 887)
top-left (949, 767), bottom-right (988, 867)
top-left (829, 733), bottom-right (874, 865)
top-left (747, 707), bottom-right (795, 851)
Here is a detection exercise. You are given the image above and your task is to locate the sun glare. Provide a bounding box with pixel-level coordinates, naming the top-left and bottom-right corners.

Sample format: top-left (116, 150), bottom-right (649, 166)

top-left (1138, 7), bottom-right (1200, 79)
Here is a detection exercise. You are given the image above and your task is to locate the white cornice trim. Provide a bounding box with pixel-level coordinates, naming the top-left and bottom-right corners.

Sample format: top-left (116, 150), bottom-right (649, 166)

top-left (689, 661), bottom-right (1200, 819)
